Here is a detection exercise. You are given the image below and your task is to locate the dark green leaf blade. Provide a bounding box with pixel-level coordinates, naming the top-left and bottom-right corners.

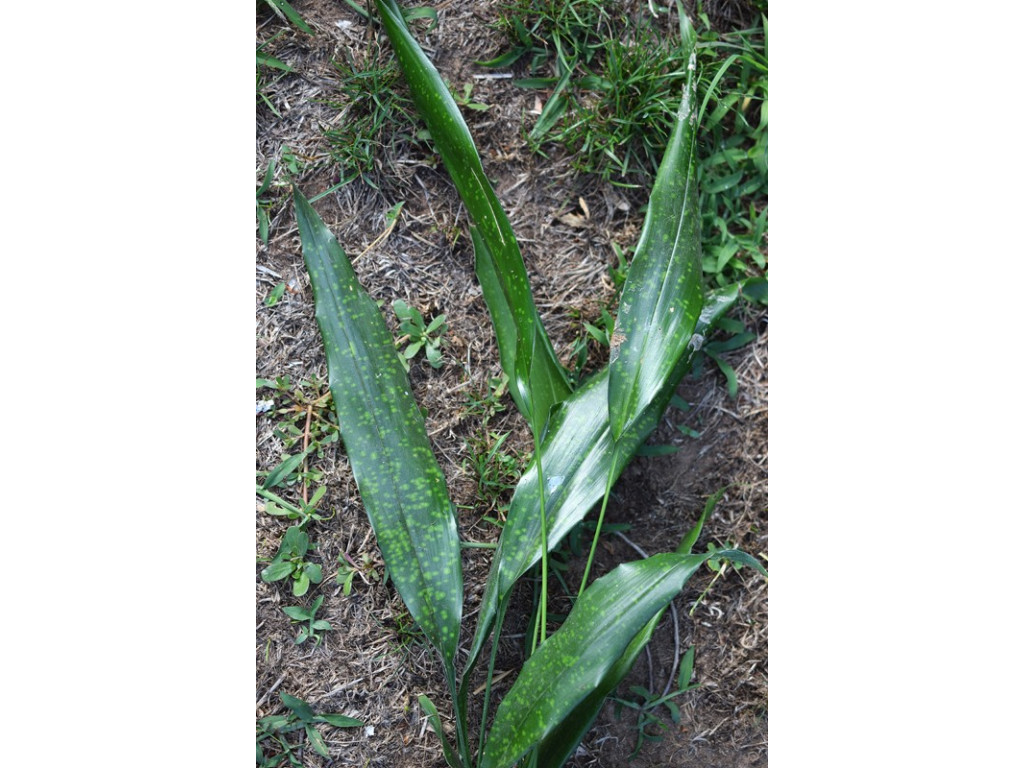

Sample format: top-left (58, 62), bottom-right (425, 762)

top-left (262, 446), bottom-right (312, 489)
top-left (315, 713), bottom-right (364, 728)
top-left (293, 188), bottom-right (462, 668)
top-left (477, 48), bottom-right (527, 69)
top-left (519, 551), bottom-right (761, 768)
top-left (677, 644), bottom-right (696, 690)
top-left (481, 553), bottom-right (714, 768)
top-left (528, 67), bottom-right (572, 141)
top-left (375, 0), bottom-right (571, 427)
top-left (306, 724), bottom-right (329, 757)
top-left (280, 693), bottom-right (317, 723)
top-left (608, 25), bottom-right (703, 442)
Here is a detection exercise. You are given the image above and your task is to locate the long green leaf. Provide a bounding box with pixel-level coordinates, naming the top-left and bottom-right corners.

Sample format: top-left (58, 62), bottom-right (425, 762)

top-left (375, 0), bottom-right (571, 428)
top-left (608, 17), bottom-right (703, 441)
top-left (534, 501), bottom-right (717, 767)
top-left (481, 550), bottom-right (764, 768)
top-left (293, 188), bottom-right (462, 668)
top-left (264, 0), bottom-right (314, 35)
top-left (535, 606), bottom-right (661, 768)
top-left (418, 694), bottom-right (464, 768)
top-left (315, 713), bottom-right (364, 728)
top-left (465, 285), bottom-right (740, 675)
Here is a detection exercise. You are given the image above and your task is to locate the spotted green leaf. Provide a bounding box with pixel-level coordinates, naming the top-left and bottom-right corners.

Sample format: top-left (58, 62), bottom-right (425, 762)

top-left (293, 188), bottom-right (462, 669)
top-left (608, 16), bottom-right (703, 441)
top-left (533, 492), bottom-right (722, 767)
top-left (481, 550), bottom-right (765, 768)
top-left (535, 609), bottom-right (662, 768)
top-left (375, 0), bottom-right (571, 429)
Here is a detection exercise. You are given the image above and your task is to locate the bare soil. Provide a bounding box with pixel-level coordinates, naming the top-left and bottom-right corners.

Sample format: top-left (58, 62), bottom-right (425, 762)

top-left (257, 2), bottom-right (767, 766)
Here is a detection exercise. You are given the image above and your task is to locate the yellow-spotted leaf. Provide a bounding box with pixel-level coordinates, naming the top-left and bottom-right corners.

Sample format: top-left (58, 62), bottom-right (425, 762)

top-left (608, 15), bottom-right (703, 441)
top-left (481, 550), bottom-right (765, 768)
top-left (293, 188), bottom-right (462, 669)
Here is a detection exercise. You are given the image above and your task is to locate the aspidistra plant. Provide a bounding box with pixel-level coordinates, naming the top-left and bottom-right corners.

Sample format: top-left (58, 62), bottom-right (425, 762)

top-left (286, 4), bottom-right (766, 767)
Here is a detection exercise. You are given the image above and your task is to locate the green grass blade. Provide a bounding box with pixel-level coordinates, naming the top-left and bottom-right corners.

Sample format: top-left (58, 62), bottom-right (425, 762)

top-left (293, 188), bottom-right (462, 667)
top-left (528, 66), bottom-right (572, 142)
top-left (676, 487), bottom-right (725, 555)
top-left (315, 713), bottom-right (364, 728)
top-left (264, 0), bottom-right (315, 35)
top-left (608, 21), bottom-right (703, 441)
top-left (375, 0), bottom-right (571, 427)
top-left (481, 550), bottom-right (763, 768)
top-left (418, 694), bottom-right (464, 768)
top-left (464, 284), bottom-right (741, 675)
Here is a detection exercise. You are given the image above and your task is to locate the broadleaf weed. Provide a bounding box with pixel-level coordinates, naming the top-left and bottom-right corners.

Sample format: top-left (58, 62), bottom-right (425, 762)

top-left (282, 595), bottom-right (333, 645)
top-left (260, 525), bottom-right (324, 597)
top-left (257, 693), bottom-right (361, 766)
top-left (612, 644), bottom-right (700, 758)
top-left (393, 299), bottom-right (448, 370)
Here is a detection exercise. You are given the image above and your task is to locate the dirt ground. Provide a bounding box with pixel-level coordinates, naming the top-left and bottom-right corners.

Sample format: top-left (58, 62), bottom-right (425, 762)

top-left (256, 1), bottom-right (767, 765)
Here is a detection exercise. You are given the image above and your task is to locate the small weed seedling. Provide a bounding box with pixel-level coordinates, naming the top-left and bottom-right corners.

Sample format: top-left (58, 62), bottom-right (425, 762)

top-left (255, 141), bottom-right (315, 243)
top-left (256, 375), bottom-right (339, 495)
top-left (257, 693), bottom-right (361, 767)
top-left (257, 37), bottom-right (293, 121)
top-left (689, 540), bottom-right (746, 616)
top-left (465, 430), bottom-right (526, 523)
top-left (258, 377), bottom-right (339, 603)
top-left (484, 0), bottom-right (611, 75)
top-left (260, 525), bottom-right (324, 597)
top-left (608, 241), bottom-right (630, 292)
top-left (261, 485), bottom-right (333, 528)
top-left (273, 393), bottom-right (337, 455)
top-left (256, 158), bottom-right (278, 243)
top-left (453, 81), bottom-right (491, 111)
top-left (387, 608), bottom-right (429, 655)
top-left (568, 306), bottom-right (616, 383)
top-left (263, 281), bottom-right (287, 306)
top-left (612, 645), bottom-right (699, 757)
top-left (688, 313), bottom-right (758, 399)
top-left (283, 595), bottom-right (333, 645)
top-left (337, 550), bottom-right (383, 596)
top-left (463, 375), bottom-right (509, 422)
top-left (393, 299), bottom-right (448, 369)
